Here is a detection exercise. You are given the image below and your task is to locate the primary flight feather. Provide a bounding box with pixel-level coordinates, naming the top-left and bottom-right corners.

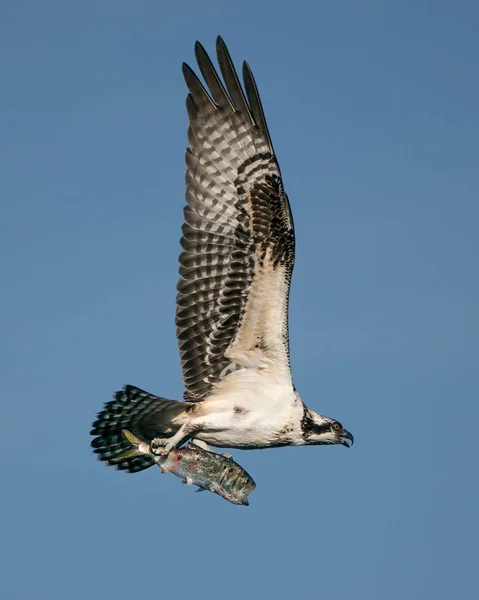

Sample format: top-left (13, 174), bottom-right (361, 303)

top-left (91, 36), bottom-right (353, 480)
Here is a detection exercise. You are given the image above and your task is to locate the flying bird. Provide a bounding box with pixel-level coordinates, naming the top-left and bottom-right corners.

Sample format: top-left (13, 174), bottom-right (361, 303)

top-left (91, 36), bottom-right (354, 476)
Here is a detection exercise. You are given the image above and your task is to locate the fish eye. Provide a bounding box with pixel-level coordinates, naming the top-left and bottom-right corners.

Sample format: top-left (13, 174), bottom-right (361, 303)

top-left (332, 421), bottom-right (342, 432)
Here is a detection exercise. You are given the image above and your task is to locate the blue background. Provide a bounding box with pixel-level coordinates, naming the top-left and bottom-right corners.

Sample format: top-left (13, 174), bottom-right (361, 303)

top-left (2, 1), bottom-right (478, 599)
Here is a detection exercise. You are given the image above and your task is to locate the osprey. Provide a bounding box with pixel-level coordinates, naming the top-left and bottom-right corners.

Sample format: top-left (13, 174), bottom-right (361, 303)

top-left (91, 37), bottom-right (354, 474)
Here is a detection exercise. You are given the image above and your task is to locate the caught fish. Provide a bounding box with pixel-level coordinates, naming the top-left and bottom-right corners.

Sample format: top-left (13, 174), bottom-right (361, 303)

top-left (113, 430), bottom-right (256, 506)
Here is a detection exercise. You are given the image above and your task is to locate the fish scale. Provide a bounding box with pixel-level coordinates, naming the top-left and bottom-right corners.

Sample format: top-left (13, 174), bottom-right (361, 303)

top-left (114, 430), bottom-right (255, 506)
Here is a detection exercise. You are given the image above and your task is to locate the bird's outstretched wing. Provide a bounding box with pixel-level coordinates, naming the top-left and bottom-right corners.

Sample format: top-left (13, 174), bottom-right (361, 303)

top-left (176, 37), bottom-right (295, 401)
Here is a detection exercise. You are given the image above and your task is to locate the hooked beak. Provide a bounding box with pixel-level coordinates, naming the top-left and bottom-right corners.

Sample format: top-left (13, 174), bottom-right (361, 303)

top-left (341, 429), bottom-right (354, 448)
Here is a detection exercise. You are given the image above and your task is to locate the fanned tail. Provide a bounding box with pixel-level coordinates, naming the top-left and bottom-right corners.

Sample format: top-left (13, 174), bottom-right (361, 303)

top-left (90, 385), bottom-right (190, 473)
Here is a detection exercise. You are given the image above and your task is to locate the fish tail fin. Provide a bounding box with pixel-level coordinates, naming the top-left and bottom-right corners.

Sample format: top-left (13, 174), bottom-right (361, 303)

top-left (121, 429), bottom-right (144, 448)
top-left (109, 430), bottom-right (146, 462)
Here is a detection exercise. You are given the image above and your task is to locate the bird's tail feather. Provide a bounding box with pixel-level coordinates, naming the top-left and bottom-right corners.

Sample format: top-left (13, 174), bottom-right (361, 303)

top-left (90, 385), bottom-right (190, 473)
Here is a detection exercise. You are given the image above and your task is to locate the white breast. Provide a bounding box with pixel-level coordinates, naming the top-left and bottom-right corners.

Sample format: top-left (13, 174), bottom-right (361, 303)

top-left (194, 366), bottom-right (304, 449)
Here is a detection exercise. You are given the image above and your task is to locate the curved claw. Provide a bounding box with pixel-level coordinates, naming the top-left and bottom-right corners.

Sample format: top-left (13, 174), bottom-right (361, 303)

top-left (150, 438), bottom-right (169, 455)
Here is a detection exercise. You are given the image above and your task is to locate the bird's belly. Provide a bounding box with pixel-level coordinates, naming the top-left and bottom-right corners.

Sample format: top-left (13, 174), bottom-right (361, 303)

top-left (193, 396), bottom-right (302, 449)
top-left (196, 425), bottom-right (280, 449)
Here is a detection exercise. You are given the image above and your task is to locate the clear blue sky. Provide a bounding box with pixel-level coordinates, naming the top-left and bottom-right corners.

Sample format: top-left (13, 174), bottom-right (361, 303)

top-left (2, 1), bottom-right (478, 599)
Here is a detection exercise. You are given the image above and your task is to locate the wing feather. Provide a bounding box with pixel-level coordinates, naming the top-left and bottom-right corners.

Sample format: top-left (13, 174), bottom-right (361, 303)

top-left (176, 37), bottom-right (295, 400)
top-left (195, 41), bottom-right (234, 111)
top-left (242, 60), bottom-right (275, 157)
top-left (216, 36), bottom-right (255, 122)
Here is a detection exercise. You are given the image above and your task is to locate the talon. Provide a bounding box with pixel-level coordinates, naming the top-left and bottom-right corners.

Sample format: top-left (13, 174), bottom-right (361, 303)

top-left (150, 438), bottom-right (168, 455)
top-left (160, 442), bottom-right (174, 455)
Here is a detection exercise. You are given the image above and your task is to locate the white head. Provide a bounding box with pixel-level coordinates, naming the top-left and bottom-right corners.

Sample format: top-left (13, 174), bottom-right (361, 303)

top-left (301, 408), bottom-right (354, 447)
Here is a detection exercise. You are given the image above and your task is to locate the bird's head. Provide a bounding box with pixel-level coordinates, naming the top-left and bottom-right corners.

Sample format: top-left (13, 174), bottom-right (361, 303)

top-left (301, 408), bottom-right (354, 447)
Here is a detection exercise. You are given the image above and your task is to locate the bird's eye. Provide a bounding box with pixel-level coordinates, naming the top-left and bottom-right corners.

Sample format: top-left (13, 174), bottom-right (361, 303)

top-left (332, 421), bottom-right (342, 432)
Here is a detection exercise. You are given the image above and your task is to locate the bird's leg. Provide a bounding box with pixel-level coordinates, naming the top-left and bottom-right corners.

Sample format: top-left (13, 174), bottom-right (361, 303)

top-left (150, 437), bottom-right (172, 454)
top-left (150, 422), bottom-right (195, 456)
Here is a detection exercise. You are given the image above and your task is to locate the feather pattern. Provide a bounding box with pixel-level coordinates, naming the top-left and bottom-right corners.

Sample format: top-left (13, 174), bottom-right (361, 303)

top-left (90, 38), bottom-right (354, 475)
top-left (90, 386), bottom-right (190, 472)
top-left (176, 36), bottom-right (295, 401)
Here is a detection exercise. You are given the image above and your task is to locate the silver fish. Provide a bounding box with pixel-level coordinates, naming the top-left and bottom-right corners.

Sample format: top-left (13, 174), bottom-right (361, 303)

top-left (113, 430), bottom-right (256, 506)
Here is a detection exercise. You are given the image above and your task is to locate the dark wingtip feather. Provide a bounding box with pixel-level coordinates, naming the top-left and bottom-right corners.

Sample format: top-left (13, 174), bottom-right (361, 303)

top-left (182, 61), bottom-right (193, 76)
top-left (194, 40), bottom-right (232, 109)
top-left (242, 60), bottom-right (274, 153)
top-left (186, 94), bottom-right (198, 120)
top-left (182, 62), bottom-right (215, 112)
top-left (216, 36), bottom-right (253, 121)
